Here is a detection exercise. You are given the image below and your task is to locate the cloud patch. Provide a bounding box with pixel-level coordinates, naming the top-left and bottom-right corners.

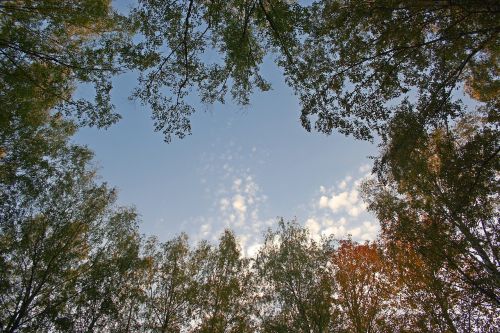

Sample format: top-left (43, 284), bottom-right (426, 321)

top-left (306, 167), bottom-right (378, 242)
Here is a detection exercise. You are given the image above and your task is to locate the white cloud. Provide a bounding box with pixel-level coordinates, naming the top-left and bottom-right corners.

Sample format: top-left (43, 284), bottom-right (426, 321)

top-left (319, 195), bottom-right (329, 208)
top-left (327, 192), bottom-right (349, 212)
top-left (200, 223), bottom-right (212, 238)
top-left (200, 153), bottom-right (269, 254)
top-left (233, 178), bottom-right (242, 189)
top-left (308, 167), bottom-right (378, 243)
top-left (305, 218), bottom-right (321, 236)
top-left (246, 242), bottom-right (262, 257)
top-left (319, 188), bottom-right (364, 217)
top-left (360, 221), bottom-right (378, 241)
top-left (219, 198), bottom-right (230, 211)
top-left (348, 227), bottom-right (361, 237)
top-left (306, 214), bottom-right (378, 242)
top-left (232, 194), bottom-right (247, 213)
top-left (321, 225), bottom-right (346, 238)
top-left (178, 144), bottom-right (273, 255)
top-left (359, 164), bottom-right (371, 173)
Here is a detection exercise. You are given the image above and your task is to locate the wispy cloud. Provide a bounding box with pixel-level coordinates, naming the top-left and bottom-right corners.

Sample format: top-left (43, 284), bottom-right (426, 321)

top-left (184, 144), bottom-right (271, 255)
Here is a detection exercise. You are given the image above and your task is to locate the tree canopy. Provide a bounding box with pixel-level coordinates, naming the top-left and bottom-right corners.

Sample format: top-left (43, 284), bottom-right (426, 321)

top-left (294, 0), bottom-right (499, 139)
top-left (0, 112), bottom-right (143, 332)
top-left (2, 1), bottom-right (498, 141)
top-left (130, 0), bottom-right (498, 141)
top-left (0, 0), bottom-right (130, 134)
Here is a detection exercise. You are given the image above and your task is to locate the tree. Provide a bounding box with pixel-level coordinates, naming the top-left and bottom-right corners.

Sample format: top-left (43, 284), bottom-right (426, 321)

top-left (290, 0), bottom-right (499, 139)
top-left (4, 1), bottom-right (497, 143)
top-left (139, 230), bottom-right (255, 333)
top-left (331, 240), bottom-right (398, 333)
top-left (141, 234), bottom-right (195, 332)
top-left (191, 230), bottom-right (255, 333)
top-left (255, 219), bottom-right (337, 333)
top-left (128, 0), bottom-right (499, 142)
top-left (61, 209), bottom-right (146, 333)
top-left (383, 239), bottom-right (498, 333)
top-left (362, 109), bottom-right (499, 328)
top-left (129, 0), bottom-right (302, 141)
top-left (0, 116), bottom-right (143, 332)
top-left (2, 2), bottom-right (498, 330)
top-left (0, 0), bottom-right (129, 132)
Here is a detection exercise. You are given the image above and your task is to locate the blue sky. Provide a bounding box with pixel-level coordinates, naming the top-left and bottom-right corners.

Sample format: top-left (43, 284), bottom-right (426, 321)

top-left (74, 0), bottom-right (379, 251)
top-left (74, 56), bottom-right (379, 254)
top-left (71, 0), bottom-right (485, 256)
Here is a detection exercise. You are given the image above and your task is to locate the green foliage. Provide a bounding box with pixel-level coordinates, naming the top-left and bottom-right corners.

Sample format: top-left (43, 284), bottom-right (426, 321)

top-left (293, 0), bottom-right (499, 139)
top-left (0, 0), bottom-right (129, 131)
top-left (192, 231), bottom-right (255, 332)
top-left (139, 230), bottom-right (255, 333)
top-left (362, 109), bottom-right (499, 321)
top-left (3, 0), bottom-right (497, 143)
top-left (128, 0), bottom-right (499, 142)
top-left (0, 118), bottom-right (143, 332)
top-left (130, 0), bottom-right (302, 141)
top-left (255, 219), bottom-right (337, 333)
top-left (141, 234), bottom-right (194, 332)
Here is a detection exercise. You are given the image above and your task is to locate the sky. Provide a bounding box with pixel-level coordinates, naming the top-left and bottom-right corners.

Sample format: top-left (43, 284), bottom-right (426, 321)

top-left (74, 56), bottom-right (379, 255)
top-left (73, 0), bottom-right (379, 254)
